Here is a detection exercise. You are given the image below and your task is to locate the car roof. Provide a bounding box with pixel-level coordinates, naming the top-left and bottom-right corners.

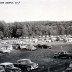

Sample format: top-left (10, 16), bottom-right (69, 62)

top-left (17, 59), bottom-right (31, 62)
top-left (0, 62), bottom-right (13, 66)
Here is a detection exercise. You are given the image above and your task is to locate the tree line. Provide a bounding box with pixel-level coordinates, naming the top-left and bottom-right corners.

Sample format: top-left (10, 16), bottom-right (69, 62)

top-left (0, 20), bottom-right (72, 38)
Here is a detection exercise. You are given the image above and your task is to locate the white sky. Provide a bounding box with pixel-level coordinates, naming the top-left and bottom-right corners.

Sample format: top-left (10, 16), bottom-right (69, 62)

top-left (0, 0), bottom-right (72, 22)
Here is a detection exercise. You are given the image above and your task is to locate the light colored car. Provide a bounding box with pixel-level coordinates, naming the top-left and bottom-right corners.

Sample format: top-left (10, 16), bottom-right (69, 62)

top-left (20, 44), bottom-right (37, 51)
top-left (20, 44), bottom-right (27, 49)
top-left (14, 59), bottom-right (38, 71)
top-left (0, 45), bottom-right (11, 54)
top-left (0, 66), bottom-right (5, 72)
top-left (0, 62), bottom-right (21, 72)
top-left (1, 49), bottom-right (11, 54)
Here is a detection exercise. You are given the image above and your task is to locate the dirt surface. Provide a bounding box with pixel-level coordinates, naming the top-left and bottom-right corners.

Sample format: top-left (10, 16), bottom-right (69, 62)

top-left (0, 42), bottom-right (72, 72)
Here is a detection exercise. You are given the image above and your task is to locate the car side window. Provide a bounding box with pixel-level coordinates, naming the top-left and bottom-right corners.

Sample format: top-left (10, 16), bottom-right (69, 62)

top-left (22, 61), bottom-right (27, 64)
top-left (6, 64), bottom-right (13, 68)
top-left (22, 60), bottom-right (28, 64)
top-left (17, 61), bottom-right (21, 63)
top-left (6, 65), bottom-right (10, 68)
top-left (60, 52), bottom-right (64, 54)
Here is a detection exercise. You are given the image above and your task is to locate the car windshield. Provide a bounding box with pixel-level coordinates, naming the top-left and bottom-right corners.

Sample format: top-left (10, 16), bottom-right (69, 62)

top-left (6, 64), bottom-right (14, 68)
top-left (18, 60), bottom-right (31, 64)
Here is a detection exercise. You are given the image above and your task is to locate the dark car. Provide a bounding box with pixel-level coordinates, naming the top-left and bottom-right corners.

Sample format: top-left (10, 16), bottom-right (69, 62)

top-left (62, 61), bottom-right (72, 72)
top-left (14, 59), bottom-right (38, 71)
top-left (35, 44), bottom-right (51, 49)
top-left (53, 51), bottom-right (72, 59)
top-left (0, 62), bottom-right (21, 72)
top-left (12, 44), bottom-right (20, 50)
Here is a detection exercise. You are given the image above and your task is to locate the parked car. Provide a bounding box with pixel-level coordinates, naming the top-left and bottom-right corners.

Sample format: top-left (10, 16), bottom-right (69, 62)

top-left (53, 51), bottom-right (72, 59)
top-left (62, 61), bottom-right (72, 72)
top-left (12, 44), bottom-right (20, 49)
top-left (26, 44), bottom-right (37, 51)
top-left (0, 62), bottom-right (21, 72)
top-left (35, 44), bottom-right (51, 49)
top-left (0, 49), bottom-right (10, 55)
top-left (14, 59), bottom-right (38, 71)
top-left (0, 66), bottom-right (5, 72)
top-left (20, 44), bottom-right (27, 49)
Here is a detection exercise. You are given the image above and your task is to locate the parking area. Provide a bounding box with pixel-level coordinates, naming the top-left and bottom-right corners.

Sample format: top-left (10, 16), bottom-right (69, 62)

top-left (0, 42), bottom-right (72, 72)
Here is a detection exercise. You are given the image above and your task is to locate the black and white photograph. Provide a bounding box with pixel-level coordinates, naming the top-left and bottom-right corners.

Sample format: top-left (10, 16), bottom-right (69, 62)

top-left (0, 0), bottom-right (72, 72)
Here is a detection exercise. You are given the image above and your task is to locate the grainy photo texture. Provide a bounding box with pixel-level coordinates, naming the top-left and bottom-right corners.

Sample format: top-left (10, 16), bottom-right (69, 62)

top-left (0, 0), bottom-right (72, 72)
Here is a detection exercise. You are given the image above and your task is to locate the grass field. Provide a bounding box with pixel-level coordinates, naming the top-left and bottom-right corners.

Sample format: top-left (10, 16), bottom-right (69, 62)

top-left (0, 41), bottom-right (72, 72)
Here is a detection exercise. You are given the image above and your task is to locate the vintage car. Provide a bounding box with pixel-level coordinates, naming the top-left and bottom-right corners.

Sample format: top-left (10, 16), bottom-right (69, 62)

top-left (35, 44), bottom-right (52, 49)
top-left (14, 59), bottom-right (38, 71)
top-left (12, 44), bottom-right (20, 49)
top-left (62, 61), bottom-right (72, 72)
top-left (1, 49), bottom-right (11, 53)
top-left (0, 66), bottom-right (5, 72)
top-left (0, 62), bottom-right (21, 72)
top-left (20, 44), bottom-right (37, 51)
top-left (0, 49), bottom-right (11, 55)
top-left (53, 51), bottom-right (72, 59)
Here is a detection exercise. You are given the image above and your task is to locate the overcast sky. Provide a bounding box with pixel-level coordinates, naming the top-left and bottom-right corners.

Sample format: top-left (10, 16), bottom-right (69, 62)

top-left (0, 0), bottom-right (72, 22)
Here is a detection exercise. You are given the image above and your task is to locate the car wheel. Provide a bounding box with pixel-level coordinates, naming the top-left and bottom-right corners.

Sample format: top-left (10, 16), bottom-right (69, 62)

top-left (69, 57), bottom-right (71, 59)
top-left (27, 67), bottom-right (31, 71)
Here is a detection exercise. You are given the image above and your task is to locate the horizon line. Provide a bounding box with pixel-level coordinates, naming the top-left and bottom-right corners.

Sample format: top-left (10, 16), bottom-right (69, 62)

top-left (0, 20), bottom-right (72, 23)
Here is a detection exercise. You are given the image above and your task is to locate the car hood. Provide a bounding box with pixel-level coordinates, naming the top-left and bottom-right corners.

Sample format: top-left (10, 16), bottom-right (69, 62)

top-left (66, 67), bottom-right (72, 70)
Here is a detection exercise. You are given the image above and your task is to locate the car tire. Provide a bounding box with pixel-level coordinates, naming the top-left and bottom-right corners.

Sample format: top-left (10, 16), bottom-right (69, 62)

top-left (69, 57), bottom-right (71, 59)
top-left (27, 67), bottom-right (31, 71)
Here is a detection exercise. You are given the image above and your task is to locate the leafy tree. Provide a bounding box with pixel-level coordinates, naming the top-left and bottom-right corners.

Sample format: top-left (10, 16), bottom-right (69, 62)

top-left (0, 31), bottom-right (4, 39)
top-left (16, 29), bottom-right (22, 37)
